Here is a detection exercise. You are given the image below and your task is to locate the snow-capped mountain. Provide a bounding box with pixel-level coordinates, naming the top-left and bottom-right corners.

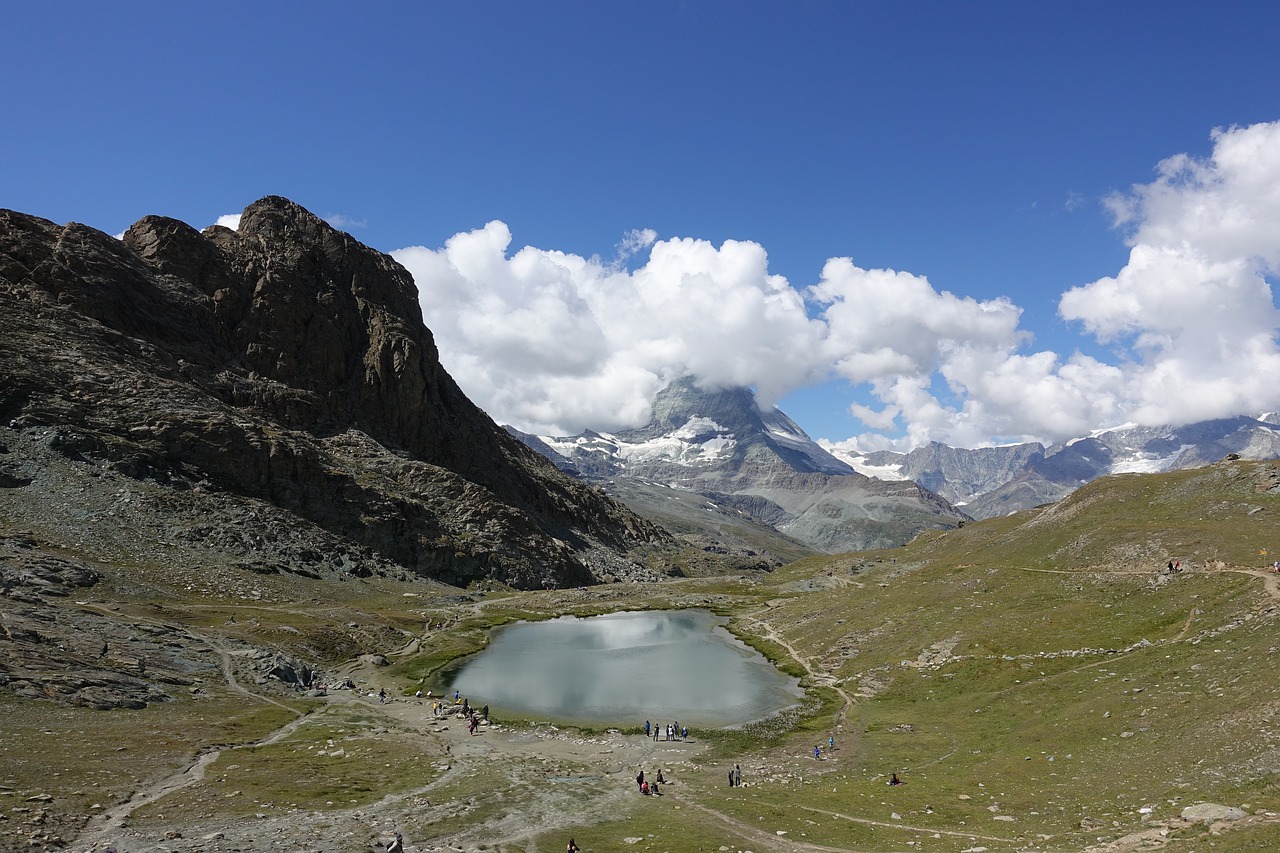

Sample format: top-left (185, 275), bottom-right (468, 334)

top-left (507, 376), bottom-right (967, 555)
top-left (828, 415), bottom-right (1280, 519)
top-left (512, 379), bottom-right (1280, 550)
top-left (537, 380), bottom-right (854, 479)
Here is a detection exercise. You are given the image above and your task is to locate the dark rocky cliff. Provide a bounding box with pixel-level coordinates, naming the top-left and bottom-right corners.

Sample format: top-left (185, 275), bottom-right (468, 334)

top-left (0, 197), bottom-right (668, 590)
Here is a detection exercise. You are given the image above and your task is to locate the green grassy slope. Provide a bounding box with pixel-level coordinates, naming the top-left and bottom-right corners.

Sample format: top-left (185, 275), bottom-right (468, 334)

top-left (5, 458), bottom-right (1280, 852)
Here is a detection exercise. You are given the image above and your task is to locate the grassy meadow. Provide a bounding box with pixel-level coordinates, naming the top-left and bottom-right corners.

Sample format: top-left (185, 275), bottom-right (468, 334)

top-left (5, 458), bottom-right (1280, 852)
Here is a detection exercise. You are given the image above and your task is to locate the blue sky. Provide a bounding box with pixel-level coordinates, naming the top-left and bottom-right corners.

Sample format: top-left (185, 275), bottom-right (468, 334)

top-left (6, 2), bottom-right (1280, 450)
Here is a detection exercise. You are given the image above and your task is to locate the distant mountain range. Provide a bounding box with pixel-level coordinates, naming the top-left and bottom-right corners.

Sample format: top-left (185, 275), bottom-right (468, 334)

top-left (511, 378), bottom-right (1280, 553)
top-left (831, 415), bottom-right (1280, 518)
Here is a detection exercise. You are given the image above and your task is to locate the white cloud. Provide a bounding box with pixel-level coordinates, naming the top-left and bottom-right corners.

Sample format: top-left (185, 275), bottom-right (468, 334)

top-left (325, 213), bottom-right (367, 230)
top-left (1060, 120), bottom-right (1280, 427)
top-left (615, 228), bottom-right (657, 264)
top-left (393, 226), bottom-right (825, 435)
top-left (393, 121), bottom-right (1280, 450)
top-left (214, 213), bottom-right (241, 231)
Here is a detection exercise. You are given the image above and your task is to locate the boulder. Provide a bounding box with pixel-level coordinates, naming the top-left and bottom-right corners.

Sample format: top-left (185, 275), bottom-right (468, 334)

top-left (1180, 803), bottom-right (1247, 824)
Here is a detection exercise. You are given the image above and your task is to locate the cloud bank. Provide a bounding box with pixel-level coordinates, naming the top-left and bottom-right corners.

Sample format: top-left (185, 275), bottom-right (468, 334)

top-left (394, 121), bottom-right (1280, 450)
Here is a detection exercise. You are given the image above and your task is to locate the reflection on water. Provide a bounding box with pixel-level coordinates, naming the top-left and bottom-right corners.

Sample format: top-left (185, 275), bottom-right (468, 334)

top-left (436, 610), bottom-right (802, 727)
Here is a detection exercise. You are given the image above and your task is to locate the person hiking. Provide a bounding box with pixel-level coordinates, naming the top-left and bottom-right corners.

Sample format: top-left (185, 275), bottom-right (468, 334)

top-left (636, 770), bottom-right (645, 792)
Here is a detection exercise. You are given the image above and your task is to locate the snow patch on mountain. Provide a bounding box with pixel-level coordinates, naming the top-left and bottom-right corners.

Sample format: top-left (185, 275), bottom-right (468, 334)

top-left (1110, 444), bottom-right (1197, 474)
top-left (618, 416), bottom-right (737, 465)
top-left (767, 427), bottom-right (855, 474)
top-left (541, 432), bottom-right (621, 457)
top-left (824, 449), bottom-right (905, 482)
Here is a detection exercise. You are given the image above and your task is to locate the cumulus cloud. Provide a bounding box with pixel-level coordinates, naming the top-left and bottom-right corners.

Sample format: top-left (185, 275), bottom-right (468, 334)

top-left (394, 121), bottom-right (1280, 450)
top-left (393, 225), bottom-right (825, 435)
top-left (214, 213), bottom-right (241, 231)
top-left (1060, 120), bottom-right (1280, 427)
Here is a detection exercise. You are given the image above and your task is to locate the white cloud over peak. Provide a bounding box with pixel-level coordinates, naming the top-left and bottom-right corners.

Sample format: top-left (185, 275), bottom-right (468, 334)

top-left (394, 121), bottom-right (1280, 450)
top-left (393, 225), bottom-right (825, 435)
top-left (214, 213), bottom-right (241, 231)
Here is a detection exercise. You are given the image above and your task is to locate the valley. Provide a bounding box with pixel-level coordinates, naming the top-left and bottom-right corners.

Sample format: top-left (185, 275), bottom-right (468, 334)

top-left (4, 198), bottom-right (1280, 853)
top-left (5, 459), bottom-right (1280, 853)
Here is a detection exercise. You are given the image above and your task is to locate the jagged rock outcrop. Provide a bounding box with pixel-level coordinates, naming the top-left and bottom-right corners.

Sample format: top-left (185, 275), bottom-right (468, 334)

top-left (0, 197), bottom-right (669, 592)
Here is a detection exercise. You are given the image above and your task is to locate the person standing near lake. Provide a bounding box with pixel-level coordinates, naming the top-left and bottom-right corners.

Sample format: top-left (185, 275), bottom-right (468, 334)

top-left (644, 720), bottom-right (650, 737)
top-left (733, 764), bottom-right (741, 787)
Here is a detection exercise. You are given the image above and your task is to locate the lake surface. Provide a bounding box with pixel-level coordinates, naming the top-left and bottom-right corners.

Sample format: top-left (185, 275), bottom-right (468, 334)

top-left (436, 609), bottom-right (803, 727)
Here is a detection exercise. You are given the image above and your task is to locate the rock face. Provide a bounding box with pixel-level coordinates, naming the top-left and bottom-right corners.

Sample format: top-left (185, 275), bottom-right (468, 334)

top-left (517, 376), bottom-right (967, 554)
top-left (0, 197), bottom-right (668, 592)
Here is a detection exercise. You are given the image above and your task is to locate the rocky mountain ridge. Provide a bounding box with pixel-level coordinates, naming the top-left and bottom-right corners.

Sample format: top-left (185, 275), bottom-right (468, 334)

top-left (0, 197), bottom-right (670, 593)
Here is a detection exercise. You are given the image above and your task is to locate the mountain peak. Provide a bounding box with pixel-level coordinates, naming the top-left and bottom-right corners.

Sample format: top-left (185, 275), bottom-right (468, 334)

top-left (631, 376), bottom-right (765, 439)
top-left (518, 377), bottom-right (965, 555)
top-left (624, 376), bottom-right (853, 476)
top-left (0, 198), bottom-right (669, 590)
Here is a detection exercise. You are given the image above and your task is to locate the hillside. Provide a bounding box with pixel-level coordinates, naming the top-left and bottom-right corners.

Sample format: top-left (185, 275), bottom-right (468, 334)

top-left (4, 454), bottom-right (1280, 851)
top-left (0, 198), bottom-right (671, 593)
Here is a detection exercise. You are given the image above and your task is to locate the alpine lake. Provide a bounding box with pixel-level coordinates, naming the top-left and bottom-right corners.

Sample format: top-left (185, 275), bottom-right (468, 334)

top-left (431, 609), bottom-right (804, 728)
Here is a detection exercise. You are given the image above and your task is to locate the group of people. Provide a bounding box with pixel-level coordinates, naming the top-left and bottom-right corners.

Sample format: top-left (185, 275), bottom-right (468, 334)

top-left (643, 719), bottom-right (687, 741)
top-left (419, 694), bottom-right (491, 737)
top-left (727, 764), bottom-right (742, 787)
top-left (635, 768), bottom-right (666, 795)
